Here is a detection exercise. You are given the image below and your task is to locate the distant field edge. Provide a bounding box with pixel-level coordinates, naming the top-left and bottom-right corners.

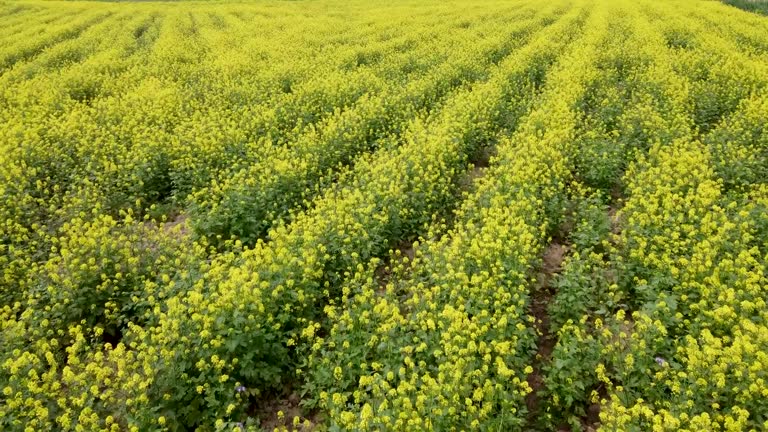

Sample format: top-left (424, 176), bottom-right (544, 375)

top-left (722, 0), bottom-right (768, 15)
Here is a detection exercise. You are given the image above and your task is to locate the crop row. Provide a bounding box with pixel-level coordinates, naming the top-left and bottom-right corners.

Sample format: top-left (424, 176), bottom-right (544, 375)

top-left (540, 1), bottom-right (768, 430)
top-left (1, 1), bottom-right (579, 430)
top-left (303, 5), bottom-right (611, 430)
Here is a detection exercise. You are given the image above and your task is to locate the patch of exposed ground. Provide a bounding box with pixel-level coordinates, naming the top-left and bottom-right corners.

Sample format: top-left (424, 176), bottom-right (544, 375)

top-left (458, 144), bottom-right (495, 193)
top-left (373, 239), bottom-right (414, 292)
top-left (162, 213), bottom-right (189, 237)
top-left (251, 386), bottom-right (321, 432)
top-left (525, 242), bottom-right (568, 428)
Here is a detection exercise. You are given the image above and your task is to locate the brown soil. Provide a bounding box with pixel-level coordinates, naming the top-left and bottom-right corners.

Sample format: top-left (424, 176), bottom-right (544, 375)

top-left (607, 205), bottom-right (621, 235)
top-left (253, 389), bottom-right (320, 432)
top-left (163, 213), bottom-right (189, 237)
top-left (459, 145), bottom-right (494, 193)
top-left (525, 242), bottom-right (568, 426)
top-left (374, 239), bottom-right (415, 292)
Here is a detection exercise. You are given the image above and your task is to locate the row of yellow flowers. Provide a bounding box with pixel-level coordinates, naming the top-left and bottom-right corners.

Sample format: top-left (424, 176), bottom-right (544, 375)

top-left (304, 4), bottom-right (608, 430)
top-left (0, 1), bottom-right (574, 429)
top-left (600, 7), bottom-right (768, 422)
top-left (540, 3), bottom-right (695, 427)
top-left (186, 2), bottom-right (560, 246)
top-left (539, 1), bottom-right (768, 430)
top-left (1, 1), bottom-right (541, 305)
top-left (121, 5), bottom-right (584, 429)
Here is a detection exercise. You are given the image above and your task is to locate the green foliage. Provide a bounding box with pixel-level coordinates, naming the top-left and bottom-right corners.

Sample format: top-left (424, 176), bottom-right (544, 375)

top-left (722, 0), bottom-right (768, 15)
